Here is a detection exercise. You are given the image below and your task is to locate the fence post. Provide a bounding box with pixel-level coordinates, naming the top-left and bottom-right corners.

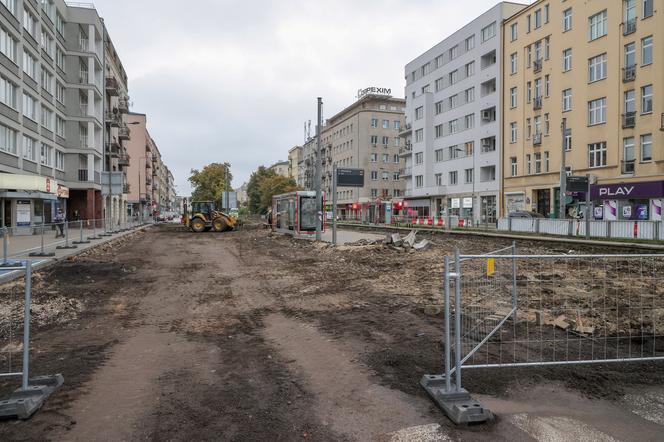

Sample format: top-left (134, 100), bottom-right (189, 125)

top-left (443, 255), bottom-right (451, 393)
top-left (2, 226), bottom-right (7, 266)
top-left (454, 248), bottom-right (462, 392)
top-left (21, 260), bottom-right (32, 391)
top-left (512, 241), bottom-right (518, 322)
top-left (29, 221), bottom-right (55, 257)
top-left (57, 221), bottom-right (78, 250)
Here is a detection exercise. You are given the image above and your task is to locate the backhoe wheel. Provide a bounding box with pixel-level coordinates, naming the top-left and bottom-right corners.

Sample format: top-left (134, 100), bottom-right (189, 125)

top-left (213, 218), bottom-right (227, 232)
top-left (190, 218), bottom-right (206, 233)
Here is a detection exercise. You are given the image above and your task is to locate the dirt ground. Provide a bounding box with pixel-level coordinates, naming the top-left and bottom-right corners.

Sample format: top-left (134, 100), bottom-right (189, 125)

top-left (1, 225), bottom-right (664, 441)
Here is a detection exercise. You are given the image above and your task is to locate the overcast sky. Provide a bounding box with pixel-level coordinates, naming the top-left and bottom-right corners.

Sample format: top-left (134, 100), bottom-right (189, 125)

top-left (93, 0), bottom-right (526, 195)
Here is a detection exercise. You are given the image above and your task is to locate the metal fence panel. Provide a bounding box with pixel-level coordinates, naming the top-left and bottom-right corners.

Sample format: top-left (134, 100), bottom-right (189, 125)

top-left (637, 221), bottom-right (656, 240)
top-left (539, 219), bottom-right (570, 236)
top-left (511, 218), bottom-right (537, 233)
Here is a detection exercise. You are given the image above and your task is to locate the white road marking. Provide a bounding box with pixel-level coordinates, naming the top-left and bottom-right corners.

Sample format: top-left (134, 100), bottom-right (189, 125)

top-left (624, 390), bottom-right (664, 426)
top-left (388, 423), bottom-right (450, 442)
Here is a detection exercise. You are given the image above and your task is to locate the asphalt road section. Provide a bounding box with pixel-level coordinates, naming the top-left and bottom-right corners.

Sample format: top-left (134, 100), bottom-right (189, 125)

top-left (1, 225), bottom-right (663, 441)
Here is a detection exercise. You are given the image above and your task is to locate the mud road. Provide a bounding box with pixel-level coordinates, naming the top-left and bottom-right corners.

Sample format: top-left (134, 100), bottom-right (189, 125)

top-left (1, 225), bottom-right (664, 441)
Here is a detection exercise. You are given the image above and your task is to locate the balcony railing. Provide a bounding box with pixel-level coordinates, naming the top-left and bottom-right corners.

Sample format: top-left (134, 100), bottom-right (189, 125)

top-left (105, 77), bottom-right (119, 95)
top-left (533, 132), bottom-right (542, 146)
top-left (622, 111), bottom-right (636, 129)
top-left (118, 97), bottom-right (129, 112)
top-left (533, 96), bottom-right (542, 110)
top-left (79, 104), bottom-right (89, 116)
top-left (533, 58), bottom-right (542, 73)
top-left (78, 37), bottom-right (89, 52)
top-left (623, 65), bottom-right (636, 82)
top-left (400, 167), bottom-right (412, 177)
top-left (105, 110), bottom-right (120, 126)
top-left (78, 169), bottom-right (88, 181)
top-left (118, 154), bottom-right (130, 166)
top-left (118, 126), bottom-right (130, 140)
top-left (78, 71), bottom-right (89, 84)
top-left (623, 18), bottom-right (637, 36)
top-left (622, 159), bottom-right (635, 174)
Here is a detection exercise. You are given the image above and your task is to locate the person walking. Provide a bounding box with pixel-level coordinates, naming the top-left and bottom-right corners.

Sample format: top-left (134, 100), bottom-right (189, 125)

top-left (55, 209), bottom-right (65, 238)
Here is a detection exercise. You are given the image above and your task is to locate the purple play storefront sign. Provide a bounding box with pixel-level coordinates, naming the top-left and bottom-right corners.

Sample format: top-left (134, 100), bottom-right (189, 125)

top-left (591, 181), bottom-right (664, 199)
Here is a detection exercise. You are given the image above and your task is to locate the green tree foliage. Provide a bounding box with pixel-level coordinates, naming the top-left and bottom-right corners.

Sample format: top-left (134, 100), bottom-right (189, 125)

top-left (247, 166), bottom-right (298, 214)
top-left (188, 163), bottom-right (232, 202)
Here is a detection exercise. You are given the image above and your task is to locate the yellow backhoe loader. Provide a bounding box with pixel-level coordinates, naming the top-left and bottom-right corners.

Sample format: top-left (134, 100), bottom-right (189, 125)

top-left (183, 200), bottom-right (237, 233)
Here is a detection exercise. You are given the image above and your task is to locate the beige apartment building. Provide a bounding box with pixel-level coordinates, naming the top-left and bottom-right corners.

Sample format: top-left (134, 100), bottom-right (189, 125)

top-left (287, 145), bottom-right (301, 180)
top-left (269, 160), bottom-right (289, 178)
top-left (502, 0), bottom-right (663, 221)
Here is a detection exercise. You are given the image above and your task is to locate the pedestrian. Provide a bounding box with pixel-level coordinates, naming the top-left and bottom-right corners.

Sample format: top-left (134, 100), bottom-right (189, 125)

top-left (266, 208), bottom-right (273, 230)
top-left (55, 209), bottom-right (65, 238)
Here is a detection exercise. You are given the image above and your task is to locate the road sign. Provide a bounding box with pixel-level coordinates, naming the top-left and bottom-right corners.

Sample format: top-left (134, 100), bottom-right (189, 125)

top-left (336, 168), bottom-right (364, 187)
top-left (566, 176), bottom-right (589, 192)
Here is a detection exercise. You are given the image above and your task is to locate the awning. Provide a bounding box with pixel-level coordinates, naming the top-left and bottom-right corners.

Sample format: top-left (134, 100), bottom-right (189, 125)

top-left (0, 173), bottom-right (68, 198)
top-left (0, 191), bottom-right (57, 201)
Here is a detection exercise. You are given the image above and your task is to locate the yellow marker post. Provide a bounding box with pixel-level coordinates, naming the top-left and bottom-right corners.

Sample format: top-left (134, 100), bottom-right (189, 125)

top-left (487, 258), bottom-right (495, 277)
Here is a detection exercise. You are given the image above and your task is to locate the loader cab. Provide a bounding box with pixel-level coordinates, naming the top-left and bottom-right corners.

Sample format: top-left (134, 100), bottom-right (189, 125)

top-left (191, 201), bottom-right (214, 220)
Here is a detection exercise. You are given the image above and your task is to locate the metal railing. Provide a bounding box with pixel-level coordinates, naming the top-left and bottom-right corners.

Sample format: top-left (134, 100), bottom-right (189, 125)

top-left (533, 58), bottom-right (542, 73)
top-left (498, 217), bottom-right (664, 241)
top-left (533, 96), bottom-right (542, 110)
top-left (623, 65), bottom-right (636, 82)
top-left (623, 18), bottom-right (637, 35)
top-left (622, 111), bottom-right (636, 128)
top-left (532, 132), bottom-right (542, 146)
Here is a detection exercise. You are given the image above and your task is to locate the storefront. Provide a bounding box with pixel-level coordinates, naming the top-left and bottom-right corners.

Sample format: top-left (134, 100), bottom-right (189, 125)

top-left (591, 180), bottom-right (664, 221)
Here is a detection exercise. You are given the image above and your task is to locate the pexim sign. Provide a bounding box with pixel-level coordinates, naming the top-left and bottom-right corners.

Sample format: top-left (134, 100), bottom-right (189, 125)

top-left (357, 87), bottom-right (392, 99)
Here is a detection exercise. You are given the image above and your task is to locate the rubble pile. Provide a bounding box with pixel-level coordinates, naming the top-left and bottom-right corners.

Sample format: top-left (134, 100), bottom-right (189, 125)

top-left (384, 230), bottom-right (432, 252)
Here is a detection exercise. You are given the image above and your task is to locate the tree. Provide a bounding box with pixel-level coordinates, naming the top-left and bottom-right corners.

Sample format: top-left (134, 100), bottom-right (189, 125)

top-left (258, 175), bottom-right (298, 212)
top-left (247, 166), bottom-right (275, 214)
top-left (188, 163), bottom-right (232, 202)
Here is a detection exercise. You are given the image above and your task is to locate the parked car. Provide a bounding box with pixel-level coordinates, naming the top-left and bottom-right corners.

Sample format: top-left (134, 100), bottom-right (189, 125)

top-left (508, 211), bottom-right (545, 219)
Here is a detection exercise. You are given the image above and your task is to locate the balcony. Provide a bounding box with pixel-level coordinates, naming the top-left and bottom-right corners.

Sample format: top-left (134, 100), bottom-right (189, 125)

top-left (123, 183), bottom-right (130, 194)
top-left (533, 58), bottom-right (542, 73)
top-left (118, 96), bottom-right (129, 113)
top-left (78, 71), bottom-right (89, 85)
top-left (118, 125), bottom-right (130, 140)
top-left (621, 159), bottom-right (635, 174)
top-left (78, 169), bottom-right (88, 182)
top-left (118, 154), bottom-right (130, 167)
top-left (78, 37), bottom-right (89, 52)
top-left (623, 18), bottom-right (637, 36)
top-left (622, 112), bottom-right (636, 129)
top-left (533, 132), bottom-right (542, 146)
top-left (623, 65), bottom-right (636, 82)
top-left (105, 110), bottom-right (120, 126)
top-left (145, 176), bottom-right (152, 185)
top-left (105, 77), bottom-right (120, 96)
top-left (398, 123), bottom-right (412, 137)
top-left (533, 96), bottom-right (542, 111)
top-left (400, 167), bottom-right (412, 177)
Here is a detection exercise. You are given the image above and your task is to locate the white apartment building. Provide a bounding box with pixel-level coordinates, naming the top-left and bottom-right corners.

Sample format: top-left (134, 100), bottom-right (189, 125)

top-left (401, 2), bottom-right (526, 224)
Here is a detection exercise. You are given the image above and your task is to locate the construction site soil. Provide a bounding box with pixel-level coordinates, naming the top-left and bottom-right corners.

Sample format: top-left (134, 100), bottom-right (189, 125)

top-left (0, 225), bottom-right (663, 441)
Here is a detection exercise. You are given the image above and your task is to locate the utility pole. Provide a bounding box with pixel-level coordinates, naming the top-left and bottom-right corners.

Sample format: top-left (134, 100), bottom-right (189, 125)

top-left (315, 97), bottom-right (322, 241)
top-left (559, 118), bottom-right (567, 219)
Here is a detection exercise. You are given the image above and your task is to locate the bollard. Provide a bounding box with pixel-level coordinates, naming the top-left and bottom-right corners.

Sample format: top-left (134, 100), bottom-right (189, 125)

top-left (74, 220), bottom-right (90, 245)
top-left (57, 221), bottom-right (77, 250)
top-left (29, 221), bottom-right (55, 257)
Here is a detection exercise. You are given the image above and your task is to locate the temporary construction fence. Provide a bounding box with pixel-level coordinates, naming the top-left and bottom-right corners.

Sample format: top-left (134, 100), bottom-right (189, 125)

top-left (422, 245), bottom-right (664, 424)
top-left (498, 217), bottom-right (664, 241)
top-left (0, 261), bottom-right (63, 418)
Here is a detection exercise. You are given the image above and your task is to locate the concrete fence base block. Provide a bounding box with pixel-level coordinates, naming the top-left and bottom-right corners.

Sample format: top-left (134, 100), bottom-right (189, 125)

top-left (28, 252), bottom-right (56, 257)
top-left (420, 374), bottom-right (493, 425)
top-left (87, 236), bottom-right (102, 241)
top-left (73, 240), bottom-right (91, 245)
top-left (0, 374), bottom-right (64, 420)
top-left (56, 245), bottom-right (78, 250)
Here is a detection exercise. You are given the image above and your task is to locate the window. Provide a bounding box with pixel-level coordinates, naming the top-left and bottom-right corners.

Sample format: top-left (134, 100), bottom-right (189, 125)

top-left (588, 53), bottom-right (607, 82)
top-left (510, 23), bottom-right (518, 41)
top-left (527, 45), bottom-right (532, 67)
top-left (371, 189), bottom-right (378, 198)
top-left (643, 0), bottom-right (653, 18)
top-left (534, 41), bottom-right (542, 63)
top-left (435, 101), bottom-right (443, 115)
top-left (588, 97), bottom-right (607, 125)
top-left (526, 81), bottom-right (532, 103)
top-left (526, 154), bottom-right (531, 174)
top-left (421, 84), bottom-right (430, 94)
top-left (432, 173), bottom-right (442, 186)
top-left (641, 134), bottom-right (652, 162)
top-left (0, 76), bottom-right (16, 109)
top-left (56, 81), bottom-right (65, 104)
top-left (544, 37), bottom-right (550, 60)
top-left (481, 22), bottom-right (496, 42)
top-left (434, 77), bottom-right (444, 92)
top-left (40, 144), bottom-right (52, 166)
top-left (40, 105), bottom-right (53, 130)
top-left (642, 36), bottom-right (653, 66)
top-left (380, 119), bottom-right (388, 129)
top-left (381, 171), bottom-right (389, 181)
top-left (625, 42), bottom-right (636, 68)
top-left (624, 137), bottom-right (636, 168)
top-left (0, 27), bottom-right (16, 62)
top-left (625, 89), bottom-right (636, 113)
top-left (415, 129), bottom-right (423, 142)
top-left (435, 55), bottom-right (444, 69)
top-left (534, 78), bottom-right (542, 99)
top-left (465, 35), bottom-right (475, 51)
top-left (464, 168), bottom-right (473, 184)
top-left (449, 171), bottom-right (458, 185)
top-left (370, 153), bottom-right (377, 162)
top-left (55, 150), bottom-right (64, 171)
top-left (465, 87), bottom-right (474, 103)
top-left (510, 122), bottom-right (517, 143)
top-left (563, 48), bottom-right (572, 71)
top-left (510, 157), bottom-right (517, 177)
top-left (449, 119), bottom-right (458, 134)
top-left (393, 154), bottom-right (399, 163)
top-left (23, 135), bottom-right (35, 161)
top-left (41, 69), bottom-right (53, 94)
top-left (370, 135), bottom-right (378, 145)
top-left (544, 113), bottom-right (550, 135)
top-left (56, 46), bottom-right (65, 70)
top-left (415, 106), bottom-right (423, 120)
top-left (393, 120), bottom-right (401, 130)
top-left (415, 175), bottom-right (423, 188)
top-left (510, 87), bottom-right (517, 108)
top-left (449, 94), bottom-right (458, 109)
top-left (56, 115), bottom-right (65, 137)
top-left (534, 152), bottom-right (542, 174)
top-left (526, 118), bottom-right (531, 138)
top-left (534, 9), bottom-right (542, 28)
top-left (510, 53), bottom-right (518, 74)
top-left (1, 0), bottom-right (16, 15)
top-left (562, 89), bottom-right (572, 111)
top-left (588, 142), bottom-right (607, 168)
top-left (370, 170), bottom-right (378, 180)
top-left (589, 10), bottom-right (608, 41)
top-left (527, 14), bottom-right (532, 33)
top-left (22, 92), bottom-right (36, 120)
top-left (545, 74), bottom-right (550, 96)
top-left (0, 123), bottom-right (16, 154)
top-left (544, 151), bottom-right (550, 172)
top-left (564, 128), bottom-right (572, 151)
top-left (563, 7), bottom-right (572, 31)
top-left (370, 118), bottom-right (377, 127)
top-left (393, 172), bottom-right (400, 180)
top-left (641, 85), bottom-right (653, 114)
top-left (449, 45), bottom-right (458, 60)
top-left (382, 136), bottom-right (389, 146)
top-left (23, 51), bottom-right (36, 79)
top-left (449, 70), bottom-right (458, 85)
top-left (465, 61), bottom-right (474, 77)
top-left (23, 9), bottom-right (36, 37)
top-left (56, 12), bottom-right (65, 36)
top-left (464, 113), bottom-right (474, 129)
top-left (544, 4), bottom-right (550, 23)
top-left (40, 29), bottom-right (54, 58)
top-left (435, 124), bottom-right (443, 138)
top-left (435, 149), bottom-right (443, 162)
top-left (415, 152), bottom-right (423, 164)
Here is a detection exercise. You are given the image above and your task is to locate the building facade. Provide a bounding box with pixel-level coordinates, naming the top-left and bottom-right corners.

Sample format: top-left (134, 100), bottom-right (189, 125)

top-left (402, 2), bottom-right (526, 224)
top-left (503, 0), bottom-right (663, 221)
top-left (287, 145), bottom-right (301, 180)
top-left (269, 160), bottom-right (289, 178)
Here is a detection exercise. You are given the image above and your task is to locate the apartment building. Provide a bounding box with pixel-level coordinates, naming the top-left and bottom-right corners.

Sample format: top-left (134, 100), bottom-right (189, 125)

top-left (269, 160), bottom-right (289, 178)
top-left (287, 145), bottom-right (301, 180)
top-left (401, 2), bottom-right (526, 224)
top-left (503, 0), bottom-right (663, 221)
top-left (102, 28), bottom-right (130, 227)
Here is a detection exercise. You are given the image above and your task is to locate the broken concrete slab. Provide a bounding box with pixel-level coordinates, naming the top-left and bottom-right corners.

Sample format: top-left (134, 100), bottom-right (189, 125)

top-left (403, 230), bottom-right (417, 248)
top-left (391, 233), bottom-right (403, 247)
top-left (413, 239), bottom-right (431, 251)
top-left (553, 315), bottom-right (571, 330)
